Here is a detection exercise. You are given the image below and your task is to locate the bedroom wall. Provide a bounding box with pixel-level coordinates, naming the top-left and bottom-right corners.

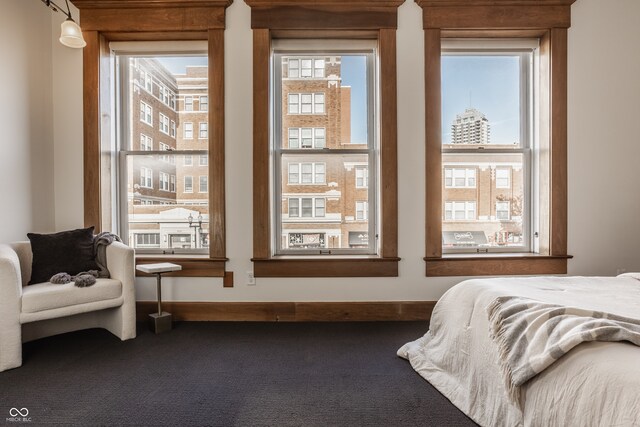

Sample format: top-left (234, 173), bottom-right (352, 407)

top-left (42, 0), bottom-right (640, 302)
top-left (0, 0), bottom-right (55, 242)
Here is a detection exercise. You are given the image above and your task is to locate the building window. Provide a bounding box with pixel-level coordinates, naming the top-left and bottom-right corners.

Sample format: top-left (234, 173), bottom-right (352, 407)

top-left (140, 101), bottom-right (152, 126)
top-left (440, 40), bottom-right (532, 253)
top-left (170, 175), bottom-right (176, 193)
top-left (184, 155), bottom-right (193, 166)
top-left (287, 162), bottom-right (325, 184)
top-left (184, 176), bottom-right (193, 193)
top-left (200, 96), bottom-right (208, 111)
top-left (140, 167), bottom-right (153, 188)
top-left (159, 113), bottom-right (170, 135)
top-left (355, 166), bottom-right (368, 188)
top-left (444, 201), bottom-right (476, 221)
top-left (356, 201), bottom-right (368, 220)
top-left (170, 120), bottom-right (176, 138)
top-left (287, 197), bottom-right (325, 218)
top-left (184, 122), bottom-right (193, 139)
top-left (135, 233), bottom-right (160, 247)
top-left (199, 122), bottom-right (208, 139)
top-left (200, 155), bottom-right (208, 166)
top-left (495, 168), bottom-right (511, 188)
top-left (140, 70), bottom-right (152, 92)
top-left (444, 168), bottom-right (476, 188)
top-left (159, 172), bottom-right (170, 191)
top-left (159, 142), bottom-right (172, 162)
top-left (140, 134), bottom-right (153, 151)
top-left (288, 93), bottom-right (325, 115)
top-left (184, 96), bottom-right (193, 111)
top-left (287, 57), bottom-right (325, 79)
top-left (496, 201), bottom-right (510, 220)
top-left (199, 176), bottom-right (208, 193)
top-left (287, 127), bottom-right (325, 149)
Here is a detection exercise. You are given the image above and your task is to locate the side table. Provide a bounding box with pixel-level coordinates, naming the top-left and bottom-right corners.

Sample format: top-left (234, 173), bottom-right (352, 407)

top-left (136, 262), bottom-right (182, 334)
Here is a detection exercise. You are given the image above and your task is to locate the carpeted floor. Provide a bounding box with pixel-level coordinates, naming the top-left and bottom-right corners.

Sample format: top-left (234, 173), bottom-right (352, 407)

top-left (0, 322), bottom-right (477, 426)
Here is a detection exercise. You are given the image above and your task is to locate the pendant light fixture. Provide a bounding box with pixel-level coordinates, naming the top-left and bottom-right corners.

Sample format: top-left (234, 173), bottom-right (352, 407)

top-left (41, 0), bottom-right (86, 49)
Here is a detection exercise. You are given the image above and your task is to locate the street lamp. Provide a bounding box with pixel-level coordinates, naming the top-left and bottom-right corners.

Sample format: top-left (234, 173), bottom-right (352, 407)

top-left (188, 213), bottom-right (203, 249)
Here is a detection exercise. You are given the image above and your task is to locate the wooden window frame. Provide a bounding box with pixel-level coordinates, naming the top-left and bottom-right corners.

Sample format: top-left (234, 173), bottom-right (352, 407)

top-left (246, 0), bottom-right (404, 277)
top-left (74, 0), bottom-right (232, 277)
top-left (417, 0), bottom-right (575, 276)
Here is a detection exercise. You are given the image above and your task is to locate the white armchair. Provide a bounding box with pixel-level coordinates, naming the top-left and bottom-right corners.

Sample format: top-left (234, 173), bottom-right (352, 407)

top-left (0, 241), bottom-right (137, 372)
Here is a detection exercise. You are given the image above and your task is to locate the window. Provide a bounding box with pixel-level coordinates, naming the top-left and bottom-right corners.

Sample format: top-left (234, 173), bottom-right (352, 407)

top-left (355, 166), bottom-right (368, 188)
top-left (199, 122), bottom-right (208, 139)
top-left (444, 168), bottom-right (476, 188)
top-left (287, 127), bottom-right (325, 149)
top-left (159, 142), bottom-right (172, 162)
top-left (78, 2), bottom-right (228, 274)
top-left (159, 113), bottom-right (170, 135)
top-left (140, 101), bottom-right (152, 126)
top-left (140, 70), bottom-right (152, 92)
top-left (135, 233), bottom-right (160, 247)
top-left (287, 57), bottom-right (325, 79)
top-left (170, 120), bottom-right (176, 138)
top-left (170, 175), bottom-right (176, 193)
top-left (248, 1), bottom-right (400, 277)
top-left (184, 176), bottom-right (193, 193)
top-left (495, 168), bottom-right (511, 188)
top-left (159, 172), bottom-right (170, 191)
top-left (440, 40), bottom-right (532, 254)
top-left (140, 134), bottom-right (153, 151)
top-left (199, 176), bottom-right (208, 193)
top-left (158, 84), bottom-right (172, 106)
top-left (184, 96), bottom-right (193, 111)
top-left (200, 155), bottom-right (208, 166)
top-left (288, 93), bottom-right (325, 115)
top-left (140, 167), bottom-right (153, 188)
top-left (496, 201), bottom-right (510, 220)
top-left (287, 162), bottom-right (325, 184)
top-left (356, 201), bottom-right (368, 220)
top-left (287, 197), bottom-right (325, 218)
top-left (200, 96), bottom-right (208, 111)
top-left (184, 122), bottom-right (193, 139)
top-left (444, 201), bottom-right (476, 221)
top-left (184, 155), bottom-right (193, 166)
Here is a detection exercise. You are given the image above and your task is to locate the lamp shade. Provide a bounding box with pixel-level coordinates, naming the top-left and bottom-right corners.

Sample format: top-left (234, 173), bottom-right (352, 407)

top-left (59, 18), bottom-right (86, 49)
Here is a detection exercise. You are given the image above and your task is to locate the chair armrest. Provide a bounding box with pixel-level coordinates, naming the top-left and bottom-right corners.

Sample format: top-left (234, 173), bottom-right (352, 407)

top-left (105, 241), bottom-right (135, 291)
top-left (0, 244), bottom-right (23, 314)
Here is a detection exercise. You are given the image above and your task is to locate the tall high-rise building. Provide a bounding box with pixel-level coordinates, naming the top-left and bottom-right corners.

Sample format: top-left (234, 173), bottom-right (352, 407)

top-left (451, 108), bottom-right (490, 144)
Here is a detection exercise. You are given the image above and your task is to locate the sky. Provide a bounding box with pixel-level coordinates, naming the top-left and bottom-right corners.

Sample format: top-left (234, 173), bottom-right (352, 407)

top-left (442, 55), bottom-right (521, 145)
top-left (156, 56), bottom-right (208, 75)
top-left (340, 55), bottom-right (368, 145)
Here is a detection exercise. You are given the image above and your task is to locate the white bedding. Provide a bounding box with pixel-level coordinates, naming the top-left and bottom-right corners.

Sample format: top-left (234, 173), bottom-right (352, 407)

top-left (398, 274), bottom-right (640, 427)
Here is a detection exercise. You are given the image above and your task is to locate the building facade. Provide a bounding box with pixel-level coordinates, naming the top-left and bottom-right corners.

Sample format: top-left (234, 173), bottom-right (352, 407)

top-left (451, 108), bottom-right (491, 145)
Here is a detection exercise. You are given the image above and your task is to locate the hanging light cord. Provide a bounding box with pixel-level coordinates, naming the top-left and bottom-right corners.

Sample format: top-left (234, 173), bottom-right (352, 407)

top-left (40, 0), bottom-right (73, 20)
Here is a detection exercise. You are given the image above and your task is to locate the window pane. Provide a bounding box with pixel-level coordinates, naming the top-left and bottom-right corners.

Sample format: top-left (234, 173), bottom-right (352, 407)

top-left (442, 55), bottom-right (524, 148)
top-left (280, 153), bottom-right (369, 250)
top-left (442, 152), bottom-right (525, 249)
top-left (280, 54), bottom-right (370, 150)
top-left (121, 54), bottom-right (209, 253)
top-left (125, 154), bottom-right (209, 251)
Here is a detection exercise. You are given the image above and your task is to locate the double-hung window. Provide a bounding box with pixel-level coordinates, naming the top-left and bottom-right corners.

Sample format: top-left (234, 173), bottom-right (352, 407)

top-left (441, 39), bottom-right (534, 253)
top-left (274, 40), bottom-right (377, 255)
top-left (115, 49), bottom-right (210, 254)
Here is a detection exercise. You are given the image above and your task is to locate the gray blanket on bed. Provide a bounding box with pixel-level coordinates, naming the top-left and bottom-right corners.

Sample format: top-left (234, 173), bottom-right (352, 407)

top-left (487, 296), bottom-right (640, 405)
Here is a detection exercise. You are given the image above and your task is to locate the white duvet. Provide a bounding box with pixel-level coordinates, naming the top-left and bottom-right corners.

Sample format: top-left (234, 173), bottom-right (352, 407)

top-left (398, 274), bottom-right (640, 427)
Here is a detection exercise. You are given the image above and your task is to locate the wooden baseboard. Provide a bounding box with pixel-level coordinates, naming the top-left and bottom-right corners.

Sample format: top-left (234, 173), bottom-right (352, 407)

top-left (136, 301), bottom-right (436, 322)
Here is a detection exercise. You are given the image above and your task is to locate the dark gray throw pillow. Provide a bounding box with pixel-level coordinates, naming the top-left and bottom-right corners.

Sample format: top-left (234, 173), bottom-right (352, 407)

top-left (27, 226), bottom-right (99, 285)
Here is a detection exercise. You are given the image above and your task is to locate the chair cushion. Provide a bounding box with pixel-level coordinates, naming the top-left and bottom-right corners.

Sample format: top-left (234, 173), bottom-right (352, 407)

top-left (27, 226), bottom-right (99, 285)
top-left (21, 279), bottom-right (122, 313)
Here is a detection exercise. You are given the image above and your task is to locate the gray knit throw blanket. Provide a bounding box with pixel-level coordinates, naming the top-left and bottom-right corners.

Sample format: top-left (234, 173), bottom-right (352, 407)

top-left (94, 231), bottom-right (122, 278)
top-left (487, 296), bottom-right (640, 406)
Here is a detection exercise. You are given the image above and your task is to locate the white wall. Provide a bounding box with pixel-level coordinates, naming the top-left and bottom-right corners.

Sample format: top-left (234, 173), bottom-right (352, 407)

top-left (0, 0), bottom-right (55, 242)
top-left (36, 0), bottom-right (640, 301)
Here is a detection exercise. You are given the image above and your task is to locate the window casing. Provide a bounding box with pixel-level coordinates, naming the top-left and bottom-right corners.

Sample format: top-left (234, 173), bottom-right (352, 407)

top-left (184, 96), bottom-right (193, 111)
top-left (199, 122), bottom-right (208, 139)
top-left (200, 96), bottom-right (208, 111)
top-left (159, 113), bottom-right (170, 135)
top-left (184, 122), bottom-right (193, 139)
top-left (288, 93), bottom-right (325, 115)
top-left (444, 168), bottom-right (476, 188)
top-left (288, 127), bottom-right (326, 149)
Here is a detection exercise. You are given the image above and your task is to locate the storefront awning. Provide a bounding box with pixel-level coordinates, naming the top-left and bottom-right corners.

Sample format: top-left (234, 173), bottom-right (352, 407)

top-left (442, 231), bottom-right (488, 246)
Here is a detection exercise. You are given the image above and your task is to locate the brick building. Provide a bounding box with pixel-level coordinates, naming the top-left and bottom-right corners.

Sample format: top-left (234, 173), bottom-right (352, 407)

top-left (280, 56), bottom-right (369, 250)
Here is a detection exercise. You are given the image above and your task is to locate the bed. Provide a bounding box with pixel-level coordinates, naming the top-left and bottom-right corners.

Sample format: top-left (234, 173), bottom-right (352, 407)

top-left (398, 274), bottom-right (640, 427)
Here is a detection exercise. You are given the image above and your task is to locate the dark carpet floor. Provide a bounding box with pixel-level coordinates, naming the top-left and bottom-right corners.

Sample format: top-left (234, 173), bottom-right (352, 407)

top-left (0, 322), bottom-right (477, 426)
